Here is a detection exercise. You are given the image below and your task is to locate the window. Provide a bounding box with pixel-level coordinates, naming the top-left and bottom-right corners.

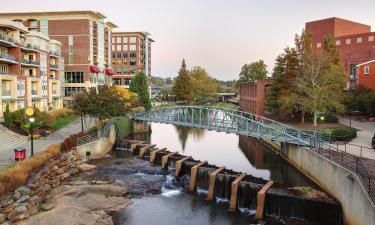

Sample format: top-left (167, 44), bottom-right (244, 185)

top-left (112, 53), bottom-right (116, 58)
top-left (111, 45), bottom-right (115, 51)
top-left (369, 36), bottom-right (374, 42)
top-left (40, 19), bottom-right (48, 35)
top-left (130, 51), bottom-right (136, 58)
top-left (124, 60), bottom-right (128, 66)
top-left (129, 37), bottom-right (136, 43)
top-left (357, 37), bottom-right (362, 43)
top-left (117, 53), bottom-right (121, 58)
top-left (117, 68), bottom-right (121, 74)
top-left (346, 39), bottom-right (351, 44)
top-left (68, 35), bottom-right (73, 64)
top-left (130, 60), bottom-right (136, 66)
top-left (113, 78), bottom-right (121, 85)
top-left (364, 66), bottom-right (370, 75)
top-left (64, 72), bottom-right (84, 83)
top-left (123, 52), bottom-right (128, 58)
top-left (116, 45), bottom-right (121, 51)
top-left (123, 45), bottom-right (128, 51)
top-left (335, 40), bottom-right (340, 46)
top-left (125, 79), bottom-right (131, 86)
top-left (90, 74), bottom-right (97, 83)
top-left (123, 37), bottom-right (128, 43)
top-left (316, 42), bottom-right (321, 48)
top-left (129, 45), bottom-right (136, 51)
top-left (112, 37), bottom-right (115, 43)
top-left (64, 87), bottom-right (85, 97)
top-left (116, 37), bottom-right (121, 43)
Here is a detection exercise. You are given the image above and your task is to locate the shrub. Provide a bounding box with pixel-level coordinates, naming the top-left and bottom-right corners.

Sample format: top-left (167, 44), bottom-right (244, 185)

top-left (36, 111), bottom-right (56, 128)
top-left (324, 114), bottom-right (338, 123)
top-left (0, 143), bottom-right (61, 195)
top-left (49, 108), bottom-right (74, 118)
top-left (3, 104), bottom-right (12, 128)
top-left (331, 127), bottom-right (357, 142)
top-left (61, 132), bottom-right (85, 151)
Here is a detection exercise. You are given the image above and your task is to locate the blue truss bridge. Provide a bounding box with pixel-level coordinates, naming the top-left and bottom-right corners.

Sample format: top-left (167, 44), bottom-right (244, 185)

top-left (131, 106), bottom-right (330, 146)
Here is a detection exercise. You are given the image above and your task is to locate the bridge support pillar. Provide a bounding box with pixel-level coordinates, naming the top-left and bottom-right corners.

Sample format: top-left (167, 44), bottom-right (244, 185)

top-left (161, 151), bottom-right (178, 169)
top-left (150, 147), bottom-right (167, 163)
top-left (229, 173), bottom-right (247, 210)
top-left (175, 156), bottom-right (191, 177)
top-left (256, 181), bottom-right (274, 219)
top-left (140, 144), bottom-right (156, 158)
top-left (188, 161), bottom-right (208, 192)
top-left (206, 167), bottom-right (225, 201)
top-left (130, 141), bottom-right (145, 153)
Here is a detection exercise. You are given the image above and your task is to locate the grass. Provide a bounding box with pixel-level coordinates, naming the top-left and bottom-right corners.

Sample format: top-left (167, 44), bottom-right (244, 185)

top-left (52, 114), bottom-right (79, 131)
top-left (0, 144), bottom-right (61, 195)
top-left (208, 102), bottom-right (240, 110)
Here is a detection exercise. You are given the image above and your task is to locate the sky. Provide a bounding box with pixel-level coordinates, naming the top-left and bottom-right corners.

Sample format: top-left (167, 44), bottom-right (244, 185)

top-left (2, 0), bottom-right (375, 80)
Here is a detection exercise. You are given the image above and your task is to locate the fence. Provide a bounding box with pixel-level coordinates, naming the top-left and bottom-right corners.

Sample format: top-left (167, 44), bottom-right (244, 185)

top-left (76, 119), bottom-right (114, 147)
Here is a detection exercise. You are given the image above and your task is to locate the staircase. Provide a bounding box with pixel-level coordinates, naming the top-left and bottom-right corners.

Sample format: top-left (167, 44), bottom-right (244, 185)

top-left (0, 124), bottom-right (28, 152)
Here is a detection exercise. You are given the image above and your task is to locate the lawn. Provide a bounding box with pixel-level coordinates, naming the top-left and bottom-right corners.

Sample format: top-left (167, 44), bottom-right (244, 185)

top-left (52, 115), bottom-right (79, 131)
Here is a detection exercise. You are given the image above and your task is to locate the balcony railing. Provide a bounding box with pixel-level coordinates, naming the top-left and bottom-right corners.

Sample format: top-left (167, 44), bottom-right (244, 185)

top-left (50, 64), bottom-right (59, 70)
top-left (21, 59), bottom-right (40, 66)
top-left (0, 53), bottom-right (17, 63)
top-left (2, 90), bottom-right (11, 96)
top-left (49, 50), bottom-right (61, 57)
top-left (52, 90), bottom-right (57, 95)
top-left (0, 33), bottom-right (16, 46)
top-left (29, 74), bottom-right (37, 78)
top-left (31, 90), bottom-right (38, 95)
top-left (20, 42), bottom-right (40, 52)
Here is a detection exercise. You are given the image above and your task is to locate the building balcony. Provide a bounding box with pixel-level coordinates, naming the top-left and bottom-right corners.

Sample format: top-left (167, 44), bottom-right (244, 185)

top-left (52, 90), bottom-right (57, 95)
top-left (0, 34), bottom-right (17, 48)
top-left (31, 90), bottom-right (38, 96)
top-left (2, 90), bottom-right (11, 97)
top-left (29, 73), bottom-right (38, 78)
top-left (50, 64), bottom-right (59, 70)
top-left (49, 50), bottom-right (60, 57)
top-left (20, 42), bottom-right (40, 53)
top-left (21, 59), bottom-right (40, 67)
top-left (0, 53), bottom-right (18, 64)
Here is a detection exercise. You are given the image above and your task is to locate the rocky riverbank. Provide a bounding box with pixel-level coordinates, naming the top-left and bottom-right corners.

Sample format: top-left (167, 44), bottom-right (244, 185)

top-left (0, 150), bottom-right (132, 225)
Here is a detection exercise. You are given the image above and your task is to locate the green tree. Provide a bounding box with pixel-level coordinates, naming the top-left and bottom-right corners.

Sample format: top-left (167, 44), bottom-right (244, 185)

top-left (129, 71), bottom-right (151, 111)
top-left (239, 60), bottom-right (268, 82)
top-left (3, 104), bottom-right (12, 128)
top-left (173, 59), bottom-right (193, 101)
top-left (190, 66), bottom-right (218, 102)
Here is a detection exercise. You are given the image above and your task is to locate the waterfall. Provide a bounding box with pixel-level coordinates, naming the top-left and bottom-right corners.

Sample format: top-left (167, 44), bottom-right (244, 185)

top-left (237, 181), bottom-right (263, 210)
top-left (196, 167), bottom-right (215, 191)
top-left (214, 173), bottom-right (235, 201)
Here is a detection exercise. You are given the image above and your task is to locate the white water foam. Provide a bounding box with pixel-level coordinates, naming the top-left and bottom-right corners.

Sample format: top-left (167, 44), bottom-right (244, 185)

top-left (215, 197), bottom-right (228, 203)
top-left (161, 186), bottom-right (181, 197)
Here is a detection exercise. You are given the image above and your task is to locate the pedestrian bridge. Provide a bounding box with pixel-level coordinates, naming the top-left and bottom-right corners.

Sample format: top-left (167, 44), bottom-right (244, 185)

top-left (131, 106), bottom-right (330, 146)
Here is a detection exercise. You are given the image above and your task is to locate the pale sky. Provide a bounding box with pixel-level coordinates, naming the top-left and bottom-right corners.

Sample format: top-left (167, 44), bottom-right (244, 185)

top-left (2, 0), bottom-right (375, 80)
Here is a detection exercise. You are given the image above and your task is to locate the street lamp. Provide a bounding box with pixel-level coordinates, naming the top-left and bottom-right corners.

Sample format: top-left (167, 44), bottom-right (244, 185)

top-left (29, 117), bottom-right (35, 157)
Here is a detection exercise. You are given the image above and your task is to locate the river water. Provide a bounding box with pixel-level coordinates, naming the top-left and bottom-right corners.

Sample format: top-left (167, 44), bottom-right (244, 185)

top-left (112, 123), bottom-right (333, 225)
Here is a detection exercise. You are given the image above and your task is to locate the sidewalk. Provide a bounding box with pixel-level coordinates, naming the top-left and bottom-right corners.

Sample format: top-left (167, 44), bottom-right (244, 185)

top-left (335, 116), bottom-right (375, 159)
top-left (0, 117), bottom-right (95, 169)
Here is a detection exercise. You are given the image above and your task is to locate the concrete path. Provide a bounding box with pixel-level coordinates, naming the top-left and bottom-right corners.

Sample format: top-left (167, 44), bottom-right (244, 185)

top-left (0, 117), bottom-right (96, 169)
top-left (335, 116), bottom-right (375, 159)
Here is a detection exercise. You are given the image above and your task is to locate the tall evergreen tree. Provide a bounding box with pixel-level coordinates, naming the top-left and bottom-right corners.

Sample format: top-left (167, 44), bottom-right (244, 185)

top-left (129, 71), bottom-right (151, 111)
top-left (173, 59), bottom-right (193, 101)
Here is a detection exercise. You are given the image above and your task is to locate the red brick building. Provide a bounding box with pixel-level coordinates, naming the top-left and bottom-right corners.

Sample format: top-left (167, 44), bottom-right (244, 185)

top-left (0, 11), bottom-right (117, 103)
top-left (239, 79), bottom-right (273, 116)
top-left (111, 32), bottom-right (154, 88)
top-left (356, 59), bottom-right (375, 88)
top-left (306, 17), bottom-right (375, 89)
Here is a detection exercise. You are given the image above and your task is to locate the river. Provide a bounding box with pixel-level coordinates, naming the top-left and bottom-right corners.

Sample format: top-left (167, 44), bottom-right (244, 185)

top-left (111, 123), bottom-right (337, 225)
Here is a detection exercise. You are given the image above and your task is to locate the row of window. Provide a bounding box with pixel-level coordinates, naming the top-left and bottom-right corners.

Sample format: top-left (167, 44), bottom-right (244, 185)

top-left (112, 44), bottom-right (137, 51)
top-left (64, 87), bottom-right (85, 97)
top-left (112, 52), bottom-right (137, 58)
top-left (316, 35), bottom-right (375, 48)
top-left (65, 72), bottom-right (84, 83)
top-left (112, 37), bottom-right (138, 44)
top-left (113, 78), bottom-right (132, 86)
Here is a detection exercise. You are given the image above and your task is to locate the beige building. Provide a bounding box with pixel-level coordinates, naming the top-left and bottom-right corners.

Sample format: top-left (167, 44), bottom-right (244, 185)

top-left (0, 19), bottom-right (63, 117)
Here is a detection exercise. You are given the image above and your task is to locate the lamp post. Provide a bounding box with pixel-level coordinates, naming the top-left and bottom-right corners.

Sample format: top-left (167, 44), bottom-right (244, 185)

top-left (29, 117), bottom-right (35, 157)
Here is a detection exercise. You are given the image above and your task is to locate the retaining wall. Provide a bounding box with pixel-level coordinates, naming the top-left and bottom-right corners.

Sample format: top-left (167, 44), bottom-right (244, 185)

top-left (265, 140), bottom-right (375, 225)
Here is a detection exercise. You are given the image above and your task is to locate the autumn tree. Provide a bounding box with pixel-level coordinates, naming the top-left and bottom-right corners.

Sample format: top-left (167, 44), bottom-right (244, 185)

top-left (190, 66), bottom-right (218, 102)
top-left (173, 59), bottom-right (193, 101)
top-left (129, 71), bottom-right (151, 111)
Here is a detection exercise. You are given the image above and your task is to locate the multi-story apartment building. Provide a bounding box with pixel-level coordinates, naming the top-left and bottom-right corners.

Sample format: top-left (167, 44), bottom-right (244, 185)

top-left (0, 19), bottom-right (63, 116)
top-left (111, 32), bottom-right (154, 88)
top-left (306, 17), bottom-right (375, 89)
top-left (0, 11), bottom-right (117, 104)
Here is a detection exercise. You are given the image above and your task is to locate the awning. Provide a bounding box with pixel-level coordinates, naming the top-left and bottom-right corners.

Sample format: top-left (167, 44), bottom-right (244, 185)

top-left (89, 65), bottom-right (101, 73)
top-left (105, 68), bottom-right (114, 75)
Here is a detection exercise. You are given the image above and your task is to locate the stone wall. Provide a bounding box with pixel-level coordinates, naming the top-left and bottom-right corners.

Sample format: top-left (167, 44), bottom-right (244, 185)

top-left (0, 151), bottom-right (82, 224)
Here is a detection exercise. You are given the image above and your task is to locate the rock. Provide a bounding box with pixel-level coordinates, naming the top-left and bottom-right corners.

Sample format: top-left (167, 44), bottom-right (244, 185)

top-left (59, 172), bottom-right (70, 181)
top-left (0, 214), bottom-right (6, 223)
top-left (2, 204), bottom-right (15, 215)
top-left (75, 159), bottom-right (83, 165)
top-left (68, 180), bottom-right (89, 186)
top-left (0, 197), bottom-right (13, 208)
top-left (369, 117), bottom-right (375, 122)
top-left (40, 202), bottom-right (56, 211)
top-left (90, 180), bottom-right (109, 185)
top-left (16, 195), bottom-right (30, 204)
top-left (14, 203), bottom-right (27, 214)
top-left (56, 168), bottom-right (65, 175)
top-left (0, 220), bottom-right (11, 225)
top-left (12, 192), bottom-right (21, 201)
top-left (41, 184), bottom-right (51, 193)
top-left (68, 168), bottom-right (80, 175)
top-left (10, 213), bottom-right (28, 222)
top-left (77, 163), bottom-right (96, 172)
top-left (16, 186), bottom-right (31, 196)
top-left (58, 160), bottom-right (68, 167)
top-left (28, 196), bottom-right (41, 205)
top-left (50, 165), bottom-right (59, 171)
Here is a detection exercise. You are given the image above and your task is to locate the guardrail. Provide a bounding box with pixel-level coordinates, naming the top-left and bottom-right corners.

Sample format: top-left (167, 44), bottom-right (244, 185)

top-left (76, 119), bottom-right (114, 147)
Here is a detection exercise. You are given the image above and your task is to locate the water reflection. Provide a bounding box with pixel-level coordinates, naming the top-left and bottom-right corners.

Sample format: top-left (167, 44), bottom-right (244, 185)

top-left (174, 126), bottom-right (206, 152)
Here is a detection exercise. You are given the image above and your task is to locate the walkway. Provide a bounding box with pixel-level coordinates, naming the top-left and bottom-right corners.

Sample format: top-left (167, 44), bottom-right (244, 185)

top-left (335, 116), bottom-right (375, 159)
top-left (0, 124), bottom-right (28, 153)
top-left (0, 117), bottom-right (95, 170)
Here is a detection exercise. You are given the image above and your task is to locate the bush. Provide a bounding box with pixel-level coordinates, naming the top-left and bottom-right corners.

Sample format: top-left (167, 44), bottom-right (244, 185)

top-left (324, 114), bottom-right (338, 123)
top-left (372, 133), bottom-right (375, 149)
top-left (0, 144), bottom-right (61, 195)
top-left (331, 127), bottom-right (357, 142)
top-left (61, 132), bottom-right (85, 151)
top-left (36, 111), bottom-right (56, 128)
top-left (3, 104), bottom-right (12, 128)
top-left (49, 108), bottom-right (74, 118)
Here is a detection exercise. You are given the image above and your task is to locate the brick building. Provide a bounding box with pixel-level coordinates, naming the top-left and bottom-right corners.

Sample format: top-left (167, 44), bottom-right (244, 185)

top-left (0, 19), bottom-right (63, 116)
top-left (0, 11), bottom-right (117, 104)
top-left (111, 32), bottom-right (154, 88)
top-left (306, 17), bottom-right (375, 89)
top-left (239, 79), bottom-right (273, 116)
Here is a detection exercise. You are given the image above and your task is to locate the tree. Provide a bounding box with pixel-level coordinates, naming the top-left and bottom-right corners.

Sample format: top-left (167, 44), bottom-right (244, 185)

top-left (129, 71), bottom-right (151, 111)
top-left (3, 104), bottom-right (12, 128)
top-left (173, 59), bottom-right (193, 101)
top-left (72, 85), bottom-right (135, 129)
top-left (190, 66), bottom-right (218, 102)
top-left (239, 60), bottom-right (268, 82)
